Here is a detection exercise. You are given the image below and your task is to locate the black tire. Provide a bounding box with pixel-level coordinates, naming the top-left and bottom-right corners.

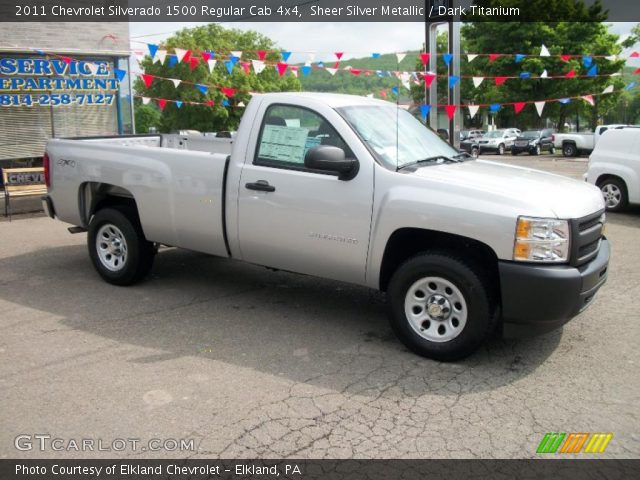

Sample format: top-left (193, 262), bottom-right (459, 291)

top-left (471, 147), bottom-right (479, 158)
top-left (511, 150), bottom-right (519, 156)
top-left (532, 145), bottom-right (541, 156)
top-left (549, 146), bottom-right (555, 155)
top-left (562, 143), bottom-right (577, 157)
top-left (387, 252), bottom-right (497, 361)
top-left (497, 144), bottom-right (505, 155)
top-left (88, 207), bottom-right (155, 286)
top-left (597, 177), bottom-right (629, 212)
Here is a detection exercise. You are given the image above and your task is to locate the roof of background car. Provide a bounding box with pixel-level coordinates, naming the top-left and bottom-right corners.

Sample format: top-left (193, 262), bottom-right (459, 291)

top-left (254, 91), bottom-right (394, 108)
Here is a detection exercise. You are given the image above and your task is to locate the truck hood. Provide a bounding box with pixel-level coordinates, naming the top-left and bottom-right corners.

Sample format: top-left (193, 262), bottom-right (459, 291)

top-left (408, 159), bottom-right (604, 218)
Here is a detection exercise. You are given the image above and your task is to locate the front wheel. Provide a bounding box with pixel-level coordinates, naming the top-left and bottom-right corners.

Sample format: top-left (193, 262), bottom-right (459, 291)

top-left (88, 207), bottom-right (155, 286)
top-left (532, 145), bottom-right (541, 156)
top-left (387, 253), bottom-right (496, 361)
top-left (598, 178), bottom-right (628, 212)
top-left (497, 144), bottom-right (505, 155)
top-left (549, 146), bottom-right (556, 155)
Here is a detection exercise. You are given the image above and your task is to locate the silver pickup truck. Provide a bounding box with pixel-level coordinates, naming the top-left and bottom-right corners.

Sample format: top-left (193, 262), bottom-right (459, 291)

top-left (42, 92), bottom-right (610, 361)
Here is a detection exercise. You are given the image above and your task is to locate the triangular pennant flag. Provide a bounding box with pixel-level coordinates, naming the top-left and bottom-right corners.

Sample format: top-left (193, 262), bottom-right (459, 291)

top-left (276, 62), bottom-right (288, 76)
top-left (189, 57), bottom-right (200, 70)
top-left (495, 76), bottom-right (508, 85)
top-left (420, 105), bottom-right (431, 119)
top-left (420, 53), bottom-right (430, 65)
top-left (443, 53), bottom-right (453, 66)
top-left (540, 44), bottom-right (550, 57)
top-left (602, 85), bottom-right (614, 94)
top-left (174, 48), bottom-right (189, 63)
top-left (489, 103), bottom-right (501, 113)
top-left (534, 101), bottom-right (545, 117)
top-left (221, 87), bottom-right (235, 97)
top-left (635, 68), bottom-right (640, 75)
top-left (206, 100), bottom-right (215, 106)
top-left (61, 56), bottom-right (72, 65)
top-left (631, 51), bottom-right (640, 58)
top-left (238, 101), bottom-right (245, 107)
top-left (252, 59), bottom-right (265, 74)
top-left (171, 79), bottom-right (181, 88)
top-left (140, 74), bottom-right (154, 88)
top-left (519, 72), bottom-right (531, 79)
top-left (559, 98), bottom-right (571, 104)
top-left (582, 55), bottom-right (593, 68)
top-left (195, 84), bottom-right (209, 95)
top-left (445, 105), bottom-right (457, 120)
top-left (349, 69), bottom-right (363, 76)
top-left (540, 69), bottom-right (549, 78)
top-left (134, 51), bottom-right (145, 64)
top-left (301, 65), bottom-right (312, 76)
top-left (175, 101), bottom-right (183, 109)
top-left (113, 68), bottom-right (126, 82)
top-left (424, 73), bottom-right (436, 88)
top-left (290, 67), bottom-right (298, 77)
top-left (316, 61), bottom-right (325, 68)
top-left (391, 86), bottom-right (399, 96)
top-left (582, 95), bottom-right (595, 106)
top-left (565, 69), bottom-right (576, 78)
top-left (325, 67), bottom-right (337, 76)
top-left (489, 54), bottom-right (500, 62)
top-left (448, 75), bottom-right (460, 88)
top-left (379, 90), bottom-right (387, 98)
top-left (224, 60), bottom-right (234, 75)
top-left (157, 99), bottom-right (167, 110)
top-left (257, 50), bottom-right (267, 61)
top-left (240, 62), bottom-right (251, 75)
top-left (207, 59), bottom-right (217, 73)
top-left (560, 54), bottom-right (571, 62)
top-left (472, 77), bottom-right (484, 88)
top-left (610, 72), bottom-right (622, 77)
top-left (587, 65), bottom-right (598, 76)
top-left (514, 102), bottom-right (526, 114)
top-left (87, 63), bottom-right (100, 75)
top-left (605, 55), bottom-right (618, 61)
top-left (396, 53), bottom-right (406, 63)
top-left (335, 52), bottom-right (343, 60)
top-left (467, 54), bottom-right (478, 62)
top-left (222, 99), bottom-right (230, 107)
top-left (280, 51), bottom-right (291, 62)
top-left (467, 105), bottom-right (480, 119)
top-left (400, 72), bottom-right (411, 90)
top-left (230, 51), bottom-right (242, 60)
top-left (201, 52), bottom-right (211, 62)
top-left (155, 50), bottom-right (167, 65)
top-left (168, 55), bottom-right (178, 68)
top-left (141, 97), bottom-right (151, 105)
top-left (147, 44), bottom-right (159, 59)
top-left (372, 53), bottom-right (381, 59)
top-left (515, 54), bottom-right (526, 63)
top-left (625, 82), bottom-right (637, 91)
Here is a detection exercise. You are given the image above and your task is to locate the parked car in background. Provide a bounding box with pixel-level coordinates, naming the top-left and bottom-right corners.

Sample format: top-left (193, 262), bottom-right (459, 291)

top-left (586, 127), bottom-right (640, 212)
top-left (478, 128), bottom-right (521, 155)
top-left (459, 138), bottom-right (479, 158)
top-left (460, 130), bottom-right (484, 141)
top-left (553, 124), bottom-right (628, 157)
top-left (511, 129), bottom-right (555, 156)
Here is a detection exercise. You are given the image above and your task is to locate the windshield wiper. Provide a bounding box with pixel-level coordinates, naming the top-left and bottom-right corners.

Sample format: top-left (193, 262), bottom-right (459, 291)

top-left (397, 155), bottom-right (460, 170)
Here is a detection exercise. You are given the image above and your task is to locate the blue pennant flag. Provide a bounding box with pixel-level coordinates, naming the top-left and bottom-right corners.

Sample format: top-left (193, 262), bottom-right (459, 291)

top-left (587, 65), bottom-right (598, 76)
top-left (582, 55), bottom-right (593, 68)
top-left (281, 51), bottom-right (291, 62)
top-left (420, 105), bottom-right (431, 119)
top-left (301, 65), bottom-right (312, 76)
top-left (175, 101), bottom-right (183, 109)
top-left (223, 99), bottom-right (230, 107)
top-left (224, 61), bottom-right (234, 75)
top-left (229, 55), bottom-right (239, 65)
top-left (489, 103), bottom-right (501, 113)
top-left (376, 70), bottom-right (384, 77)
top-left (448, 75), bottom-right (460, 88)
top-left (519, 72), bottom-right (531, 79)
top-left (372, 53), bottom-right (381, 59)
top-left (195, 84), bottom-right (209, 95)
top-left (559, 98), bottom-right (571, 104)
top-left (515, 54), bottom-right (526, 63)
top-left (147, 43), bottom-right (158, 59)
top-left (168, 55), bottom-right (178, 67)
top-left (113, 69), bottom-right (127, 82)
top-left (208, 50), bottom-right (216, 59)
top-left (443, 53), bottom-right (453, 66)
top-left (391, 86), bottom-right (399, 96)
top-left (625, 82), bottom-right (637, 91)
top-left (317, 61), bottom-right (325, 68)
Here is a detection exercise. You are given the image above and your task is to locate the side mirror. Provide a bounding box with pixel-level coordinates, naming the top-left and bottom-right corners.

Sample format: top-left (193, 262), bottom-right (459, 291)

top-left (304, 145), bottom-right (359, 181)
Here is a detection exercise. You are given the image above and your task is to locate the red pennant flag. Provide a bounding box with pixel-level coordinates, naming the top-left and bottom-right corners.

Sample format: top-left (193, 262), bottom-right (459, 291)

top-left (445, 105), bottom-right (457, 120)
top-left (634, 68), bottom-right (640, 74)
top-left (240, 62), bottom-right (250, 75)
top-left (201, 52), bottom-right (211, 62)
top-left (189, 57), bottom-right (200, 70)
top-left (140, 74), bottom-right (154, 88)
top-left (424, 74), bottom-right (436, 88)
top-left (495, 76), bottom-right (508, 85)
top-left (514, 102), bottom-right (526, 114)
top-left (350, 69), bottom-right (362, 76)
top-left (420, 53), bottom-right (430, 65)
top-left (582, 95), bottom-right (595, 106)
top-left (335, 52), bottom-right (343, 60)
top-left (61, 56), bottom-right (72, 64)
top-left (631, 51), bottom-right (639, 58)
top-left (157, 99), bottom-right (167, 110)
top-left (182, 50), bottom-right (192, 63)
top-left (257, 50), bottom-right (267, 61)
top-left (565, 69), bottom-right (576, 78)
top-left (221, 87), bottom-right (235, 97)
top-left (380, 90), bottom-right (387, 98)
top-left (489, 54), bottom-right (500, 62)
top-left (276, 62), bottom-right (288, 77)
top-left (206, 100), bottom-right (215, 106)
top-left (560, 54), bottom-right (571, 62)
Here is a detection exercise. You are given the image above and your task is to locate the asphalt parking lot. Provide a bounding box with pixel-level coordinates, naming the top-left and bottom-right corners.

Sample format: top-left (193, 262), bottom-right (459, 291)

top-left (1, 157), bottom-right (638, 459)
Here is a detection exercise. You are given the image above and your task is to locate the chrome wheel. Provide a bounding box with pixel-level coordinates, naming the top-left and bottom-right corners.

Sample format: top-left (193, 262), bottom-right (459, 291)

top-left (601, 183), bottom-right (622, 209)
top-left (404, 276), bottom-right (468, 343)
top-left (96, 224), bottom-right (128, 272)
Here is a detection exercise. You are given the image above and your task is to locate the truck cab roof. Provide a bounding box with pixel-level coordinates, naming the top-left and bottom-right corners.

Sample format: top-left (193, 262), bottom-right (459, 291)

top-left (252, 91), bottom-right (393, 109)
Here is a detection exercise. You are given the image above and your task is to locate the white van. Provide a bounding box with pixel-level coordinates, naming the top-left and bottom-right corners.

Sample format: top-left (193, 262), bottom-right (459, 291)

top-left (587, 127), bottom-right (640, 211)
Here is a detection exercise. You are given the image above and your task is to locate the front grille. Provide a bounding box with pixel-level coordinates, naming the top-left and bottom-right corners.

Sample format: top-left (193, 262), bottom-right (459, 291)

top-left (570, 210), bottom-right (605, 266)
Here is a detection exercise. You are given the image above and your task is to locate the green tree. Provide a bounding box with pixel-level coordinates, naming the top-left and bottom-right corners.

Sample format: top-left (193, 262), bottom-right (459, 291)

top-left (621, 23), bottom-right (640, 49)
top-left (134, 103), bottom-right (161, 133)
top-left (135, 24), bottom-right (301, 132)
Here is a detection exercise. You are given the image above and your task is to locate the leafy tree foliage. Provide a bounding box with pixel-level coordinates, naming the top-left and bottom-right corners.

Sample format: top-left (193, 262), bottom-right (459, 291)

top-left (134, 104), bottom-right (161, 133)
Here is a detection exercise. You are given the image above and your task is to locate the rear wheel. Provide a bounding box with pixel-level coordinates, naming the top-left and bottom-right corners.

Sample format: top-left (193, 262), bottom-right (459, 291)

top-left (88, 207), bottom-right (155, 285)
top-left (387, 253), bottom-right (496, 361)
top-left (532, 145), bottom-right (541, 156)
top-left (549, 146), bottom-right (556, 155)
top-left (562, 143), bottom-right (577, 157)
top-left (598, 177), bottom-right (628, 212)
top-left (497, 144), bottom-right (505, 155)
top-left (471, 147), bottom-right (479, 158)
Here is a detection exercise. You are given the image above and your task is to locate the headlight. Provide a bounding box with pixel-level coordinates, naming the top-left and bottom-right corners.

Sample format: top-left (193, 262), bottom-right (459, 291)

top-left (513, 216), bottom-right (570, 263)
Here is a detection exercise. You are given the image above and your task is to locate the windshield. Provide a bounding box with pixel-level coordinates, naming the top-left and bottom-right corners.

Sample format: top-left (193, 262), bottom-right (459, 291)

top-left (485, 130), bottom-right (504, 138)
top-left (521, 131), bottom-right (541, 138)
top-left (337, 105), bottom-right (460, 170)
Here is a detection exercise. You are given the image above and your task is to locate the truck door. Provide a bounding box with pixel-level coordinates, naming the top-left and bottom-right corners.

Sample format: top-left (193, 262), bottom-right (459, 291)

top-left (236, 103), bottom-right (373, 285)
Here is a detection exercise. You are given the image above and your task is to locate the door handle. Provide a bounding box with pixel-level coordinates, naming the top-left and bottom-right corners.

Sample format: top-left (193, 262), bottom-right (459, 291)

top-left (245, 180), bottom-right (275, 192)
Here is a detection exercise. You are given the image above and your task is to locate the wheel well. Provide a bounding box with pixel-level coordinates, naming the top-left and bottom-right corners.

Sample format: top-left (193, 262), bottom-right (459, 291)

top-left (562, 140), bottom-right (577, 147)
top-left (379, 228), bottom-right (500, 296)
top-left (79, 182), bottom-right (139, 225)
top-left (596, 174), bottom-right (627, 190)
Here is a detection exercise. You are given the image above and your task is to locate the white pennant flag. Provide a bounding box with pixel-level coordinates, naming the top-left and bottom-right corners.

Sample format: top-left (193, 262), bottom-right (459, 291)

top-left (325, 67), bottom-right (337, 76)
top-left (534, 101), bottom-right (545, 117)
top-left (154, 50), bottom-right (167, 64)
top-left (170, 79), bottom-right (181, 88)
top-left (230, 50), bottom-right (242, 59)
top-left (207, 59), bottom-right (217, 73)
top-left (400, 72), bottom-right (411, 90)
top-left (290, 68), bottom-right (298, 77)
top-left (251, 60), bottom-right (265, 74)
top-left (602, 85), bottom-right (614, 94)
top-left (142, 97), bottom-right (151, 105)
top-left (540, 44), bottom-right (551, 57)
top-left (238, 101), bottom-right (245, 107)
top-left (472, 77), bottom-right (484, 88)
top-left (134, 51), bottom-right (145, 65)
top-left (609, 72), bottom-right (621, 77)
top-left (467, 105), bottom-right (480, 118)
top-left (540, 69), bottom-right (548, 78)
top-left (467, 54), bottom-right (478, 63)
top-left (605, 55), bottom-right (617, 61)
top-left (366, 93), bottom-right (374, 98)
top-left (174, 48), bottom-right (188, 63)
top-left (396, 52), bottom-right (406, 63)
top-left (581, 95), bottom-right (595, 106)
top-left (87, 63), bottom-right (99, 75)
